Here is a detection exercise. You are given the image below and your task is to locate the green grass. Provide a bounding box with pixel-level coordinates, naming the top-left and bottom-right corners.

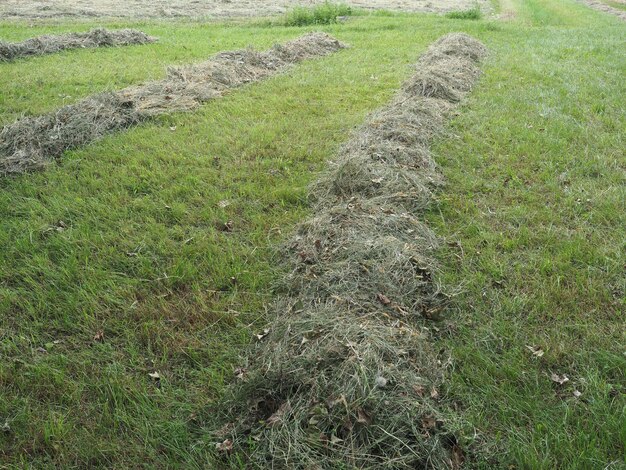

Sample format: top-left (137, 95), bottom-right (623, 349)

top-left (0, 0), bottom-right (624, 467)
top-left (282, 2), bottom-right (353, 26)
top-left (603, 0), bottom-right (626, 11)
top-left (445, 5), bottom-right (484, 19)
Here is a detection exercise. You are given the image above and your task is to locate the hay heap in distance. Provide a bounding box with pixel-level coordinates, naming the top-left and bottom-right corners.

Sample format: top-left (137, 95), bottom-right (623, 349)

top-left (215, 33), bottom-right (487, 469)
top-left (0, 32), bottom-right (346, 175)
top-left (0, 28), bottom-right (156, 61)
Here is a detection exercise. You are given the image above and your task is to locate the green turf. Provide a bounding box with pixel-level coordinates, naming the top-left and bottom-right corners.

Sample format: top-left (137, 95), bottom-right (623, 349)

top-left (0, 0), bottom-right (624, 467)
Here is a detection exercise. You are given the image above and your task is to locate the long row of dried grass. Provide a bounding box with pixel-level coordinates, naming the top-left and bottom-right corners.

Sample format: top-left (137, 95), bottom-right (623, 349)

top-left (0, 32), bottom-right (346, 175)
top-left (214, 33), bottom-right (487, 469)
top-left (0, 28), bottom-right (155, 61)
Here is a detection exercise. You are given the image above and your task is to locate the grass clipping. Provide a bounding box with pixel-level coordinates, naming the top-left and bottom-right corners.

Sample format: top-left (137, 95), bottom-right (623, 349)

top-left (0, 32), bottom-right (346, 175)
top-left (214, 33), bottom-right (487, 468)
top-left (0, 28), bottom-right (155, 61)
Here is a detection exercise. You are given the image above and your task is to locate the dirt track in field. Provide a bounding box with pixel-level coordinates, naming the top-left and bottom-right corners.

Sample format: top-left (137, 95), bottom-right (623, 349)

top-left (0, 0), bottom-right (480, 19)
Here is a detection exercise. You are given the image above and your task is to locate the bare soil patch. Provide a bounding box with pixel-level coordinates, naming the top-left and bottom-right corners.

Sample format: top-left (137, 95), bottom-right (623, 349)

top-left (0, 0), bottom-right (481, 19)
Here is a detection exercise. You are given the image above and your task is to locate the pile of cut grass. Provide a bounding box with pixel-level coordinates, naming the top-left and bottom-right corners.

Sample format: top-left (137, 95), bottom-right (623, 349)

top-left (0, 33), bottom-right (345, 174)
top-left (213, 33), bottom-right (487, 468)
top-left (0, 28), bottom-right (155, 61)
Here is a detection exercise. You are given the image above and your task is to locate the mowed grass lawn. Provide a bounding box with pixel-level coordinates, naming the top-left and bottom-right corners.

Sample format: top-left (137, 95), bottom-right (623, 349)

top-left (0, 0), bottom-right (624, 467)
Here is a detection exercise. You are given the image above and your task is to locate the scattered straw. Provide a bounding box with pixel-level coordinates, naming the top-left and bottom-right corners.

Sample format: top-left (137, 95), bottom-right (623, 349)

top-left (0, 28), bottom-right (156, 62)
top-left (214, 33), bottom-right (487, 468)
top-left (0, 32), bottom-right (346, 175)
top-left (578, 0), bottom-right (626, 21)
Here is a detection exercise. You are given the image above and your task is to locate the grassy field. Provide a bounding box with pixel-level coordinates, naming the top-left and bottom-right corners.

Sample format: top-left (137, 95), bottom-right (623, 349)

top-left (0, 0), bottom-right (624, 468)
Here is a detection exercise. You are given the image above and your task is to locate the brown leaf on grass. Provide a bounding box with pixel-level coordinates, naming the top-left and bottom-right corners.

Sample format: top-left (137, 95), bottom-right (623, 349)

top-left (255, 328), bottom-right (270, 341)
top-left (526, 345), bottom-right (544, 357)
top-left (217, 200), bottom-right (230, 208)
top-left (148, 371), bottom-right (161, 380)
top-left (430, 387), bottom-right (439, 399)
top-left (215, 439), bottom-right (233, 453)
top-left (233, 367), bottom-right (246, 380)
top-left (266, 402), bottom-right (291, 427)
top-left (413, 384), bottom-right (426, 397)
top-left (550, 373), bottom-right (569, 385)
top-left (377, 293), bottom-right (391, 305)
top-left (356, 408), bottom-right (372, 426)
top-left (328, 395), bottom-right (348, 409)
top-left (93, 330), bottom-right (105, 342)
top-left (451, 443), bottom-right (465, 469)
top-left (421, 415), bottom-right (437, 431)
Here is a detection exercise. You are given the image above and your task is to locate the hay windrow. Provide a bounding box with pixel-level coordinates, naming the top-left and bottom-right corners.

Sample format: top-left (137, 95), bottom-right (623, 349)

top-left (578, 0), bottom-right (626, 21)
top-left (0, 28), bottom-right (156, 62)
top-left (214, 33), bottom-right (487, 468)
top-left (0, 32), bottom-right (346, 175)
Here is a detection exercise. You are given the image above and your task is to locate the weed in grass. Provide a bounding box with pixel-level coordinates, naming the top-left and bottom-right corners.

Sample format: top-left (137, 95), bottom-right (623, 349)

top-left (446, 5), bottom-right (483, 19)
top-left (282, 2), bottom-right (353, 26)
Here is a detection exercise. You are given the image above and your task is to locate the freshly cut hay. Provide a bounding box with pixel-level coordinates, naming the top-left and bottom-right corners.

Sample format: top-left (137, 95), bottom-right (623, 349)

top-left (419, 32), bottom-right (488, 64)
top-left (285, 233), bottom-right (442, 316)
top-left (215, 33), bottom-right (487, 468)
top-left (0, 93), bottom-right (140, 173)
top-left (405, 56), bottom-right (483, 102)
top-left (0, 28), bottom-right (155, 61)
top-left (0, 33), bottom-right (346, 175)
top-left (218, 306), bottom-right (451, 469)
top-left (122, 32), bottom-right (345, 116)
top-left (311, 153), bottom-right (435, 210)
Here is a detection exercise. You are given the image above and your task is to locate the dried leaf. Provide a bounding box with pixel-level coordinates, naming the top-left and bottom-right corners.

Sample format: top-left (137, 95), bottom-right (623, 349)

top-left (413, 384), bottom-right (427, 397)
top-left (330, 434), bottom-right (343, 445)
top-left (234, 367), bottom-right (246, 380)
top-left (148, 371), bottom-right (160, 380)
top-left (93, 330), bottom-right (104, 342)
top-left (550, 373), bottom-right (569, 385)
top-left (356, 408), bottom-right (372, 426)
top-left (217, 200), bottom-right (230, 208)
top-left (266, 402), bottom-right (291, 427)
top-left (526, 345), bottom-right (544, 357)
top-left (377, 293), bottom-right (391, 305)
top-left (430, 387), bottom-right (439, 399)
top-left (328, 395), bottom-right (348, 409)
top-left (573, 390), bottom-right (582, 398)
top-left (215, 439), bottom-right (233, 453)
top-left (421, 415), bottom-right (437, 430)
top-left (255, 328), bottom-right (270, 341)
top-left (451, 443), bottom-right (465, 469)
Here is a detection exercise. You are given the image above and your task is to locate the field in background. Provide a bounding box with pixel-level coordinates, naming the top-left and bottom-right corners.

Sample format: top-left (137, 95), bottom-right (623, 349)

top-left (0, 0), bottom-right (624, 467)
top-left (0, 0), bottom-right (481, 19)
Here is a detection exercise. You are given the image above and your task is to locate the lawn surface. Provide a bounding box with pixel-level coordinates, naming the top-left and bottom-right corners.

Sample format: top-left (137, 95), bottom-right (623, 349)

top-left (0, 0), bottom-right (624, 467)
